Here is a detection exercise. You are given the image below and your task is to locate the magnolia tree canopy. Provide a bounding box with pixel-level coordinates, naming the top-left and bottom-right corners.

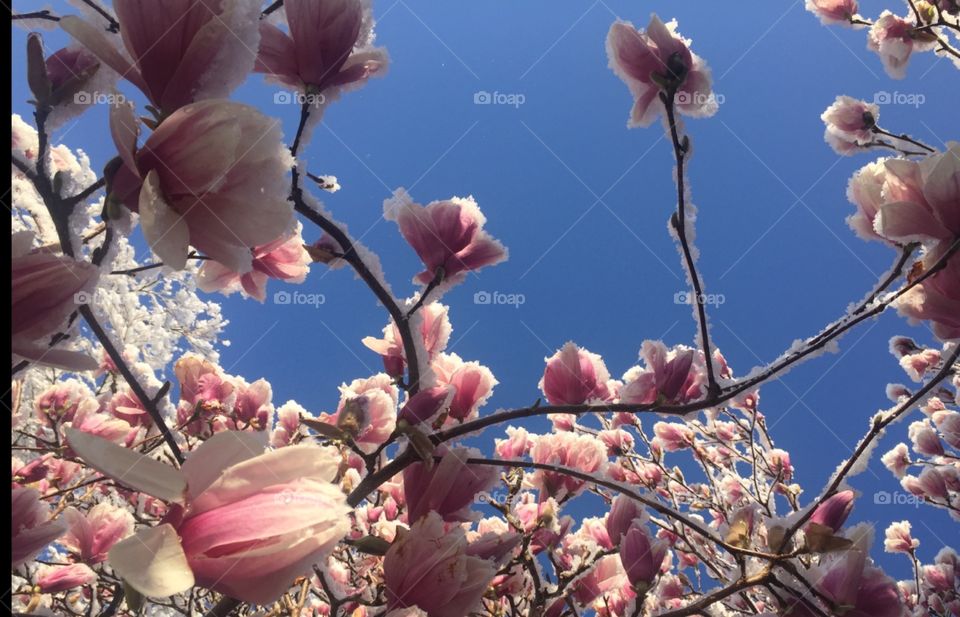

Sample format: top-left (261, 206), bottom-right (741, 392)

top-left (9, 1), bottom-right (960, 616)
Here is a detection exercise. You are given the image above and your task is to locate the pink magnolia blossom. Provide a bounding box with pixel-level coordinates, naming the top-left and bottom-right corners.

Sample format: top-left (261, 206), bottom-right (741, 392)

top-left (807, 490), bottom-right (855, 533)
top-left (896, 254), bottom-right (960, 341)
top-left (431, 352), bottom-right (497, 423)
top-left (403, 447), bottom-right (499, 522)
top-left (105, 387), bottom-right (152, 428)
top-left (66, 430), bottom-right (350, 604)
top-left (36, 563), bottom-right (97, 593)
top-left (874, 143), bottom-right (960, 247)
top-left (108, 99), bottom-right (295, 272)
top-left (495, 426), bottom-right (531, 459)
top-left (383, 512), bottom-right (496, 617)
top-left (607, 496), bottom-right (645, 545)
top-left (884, 520), bottom-right (919, 554)
top-left (909, 420), bottom-right (944, 456)
top-left (385, 189), bottom-right (507, 286)
top-left (653, 421), bottom-right (695, 451)
top-left (606, 14), bottom-right (717, 128)
top-left (812, 545), bottom-right (903, 617)
top-left (34, 380), bottom-right (98, 427)
top-left (540, 342), bottom-right (614, 405)
top-left (11, 233), bottom-right (99, 371)
top-left (529, 432), bottom-right (607, 500)
top-left (271, 401), bottom-right (306, 447)
top-left (255, 0), bottom-right (387, 95)
top-left (933, 410), bottom-right (960, 449)
top-left (198, 226), bottom-right (311, 302)
top-left (620, 525), bottom-right (669, 590)
top-left (320, 374), bottom-right (398, 453)
top-left (620, 341), bottom-right (704, 405)
top-left (61, 503), bottom-right (134, 565)
top-left (867, 11), bottom-right (938, 79)
top-left (822, 95), bottom-right (878, 155)
top-left (398, 385), bottom-right (453, 426)
top-left (881, 443), bottom-right (912, 478)
top-left (12, 487), bottom-right (67, 567)
top-left (805, 0), bottom-right (860, 26)
top-left (61, 0), bottom-right (260, 114)
top-left (363, 303), bottom-right (452, 378)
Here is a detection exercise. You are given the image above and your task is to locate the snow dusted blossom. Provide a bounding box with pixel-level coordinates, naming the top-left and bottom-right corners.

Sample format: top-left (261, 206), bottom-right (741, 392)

top-left (197, 225), bottom-right (311, 302)
top-left (363, 303), bottom-right (452, 379)
top-left (62, 0), bottom-right (261, 114)
top-left (620, 341), bottom-right (704, 405)
top-left (108, 100), bottom-right (295, 272)
top-left (867, 11), bottom-right (940, 79)
top-left (805, 0), bottom-right (861, 26)
top-left (384, 188), bottom-right (508, 286)
top-left (606, 14), bottom-right (717, 128)
top-left (319, 374), bottom-right (398, 453)
top-left (821, 95), bottom-right (878, 155)
top-left (431, 352), bottom-right (497, 424)
top-left (882, 442), bottom-right (912, 478)
top-left (540, 342), bottom-right (615, 405)
top-left (255, 0), bottom-right (388, 98)
top-left (884, 520), bottom-right (919, 554)
top-left (528, 432), bottom-right (607, 500)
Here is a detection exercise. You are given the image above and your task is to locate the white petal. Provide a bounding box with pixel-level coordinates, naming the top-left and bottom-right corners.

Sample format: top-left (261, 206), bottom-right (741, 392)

top-left (140, 170), bottom-right (190, 270)
top-left (65, 428), bottom-right (186, 502)
top-left (181, 431), bottom-right (266, 501)
top-left (108, 524), bottom-right (194, 598)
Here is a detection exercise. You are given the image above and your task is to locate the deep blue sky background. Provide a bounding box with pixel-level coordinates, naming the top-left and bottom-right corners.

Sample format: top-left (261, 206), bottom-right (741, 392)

top-left (12, 0), bottom-right (958, 579)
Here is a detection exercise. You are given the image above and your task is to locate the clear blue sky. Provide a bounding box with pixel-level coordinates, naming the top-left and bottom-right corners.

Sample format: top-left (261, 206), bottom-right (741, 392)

top-left (12, 0), bottom-right (957, 578)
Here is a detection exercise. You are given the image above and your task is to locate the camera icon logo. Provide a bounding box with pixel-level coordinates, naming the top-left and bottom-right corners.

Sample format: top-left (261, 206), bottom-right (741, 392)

top-left (474, 91), bottom-right (492, 105)
top-left (873, 490), bottom-right (891, 505)
top-left (474, 291), bottom-right (492, 305)
top-left (274, 290), bottom-right (292, 305)
top-left (74, 291), bottom-right (93, 305)
top-left (274, 91), bottom-right (293, 105)
top-left (674, 291), bottom-right (691, 305)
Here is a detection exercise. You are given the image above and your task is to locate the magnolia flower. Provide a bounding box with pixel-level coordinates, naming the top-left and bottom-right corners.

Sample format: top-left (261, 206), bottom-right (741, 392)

top-left (874, 143), bottom-right (960, 248)
top-left (383, 512), bottom-right (496, 617)
top-left (884, 520), bottom-right (919, 554)
top-left (65, 430), bottom-right (350, 604)
top-left (896, 255), bottom-right (960, 341)
top-left (109, 99), bottom-right (294, 272)
top-left (36, 563), bottom-right (97, 593)
top-left (61, 0), bottom-right (260, 114)
top-left (398, 385), bottom-right (453, 425)
top-left (822, 95), bottom-right (878, 155)
top-left (431, 352), bottom-right (497, 423)
top-left (606, 14), bottom-right (717, 128)
top-left (61, 503), bottom-right (134, 564)
top-left (540, 342), bottom-right (614, 405)
top-left (384, 189), bottom-right (508, 286)
top-left (197, 225), bottom-right (311, 302)
top-left (363, 303), bottom-right (452, 378)
top-left (620, 525), bottom-right (668, 590)
top-left (11, 231), bottom-right (99, 370)
top-left (319, 374), bottom-right (398, 452)
top-left (529, 432), bottom-right (607, 500)
top-left (813, 544), bottom-right (903, 617)
top-left (807, 490), bottom-right (855, 533)
top-left (255, 0), bottom-right (388, 96)
top-left (805, 0), bottom-right (860, 26)
top-left (403, 447), bottom-right (499, 522)
top-left (846, 159), bottom-right (889, 241)
top-left (12, 487), bottom-right (68, 567)
top-left (620, 341), bottom-right (704, 405)
top-left (867, 11), bottom-right (938, 79)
